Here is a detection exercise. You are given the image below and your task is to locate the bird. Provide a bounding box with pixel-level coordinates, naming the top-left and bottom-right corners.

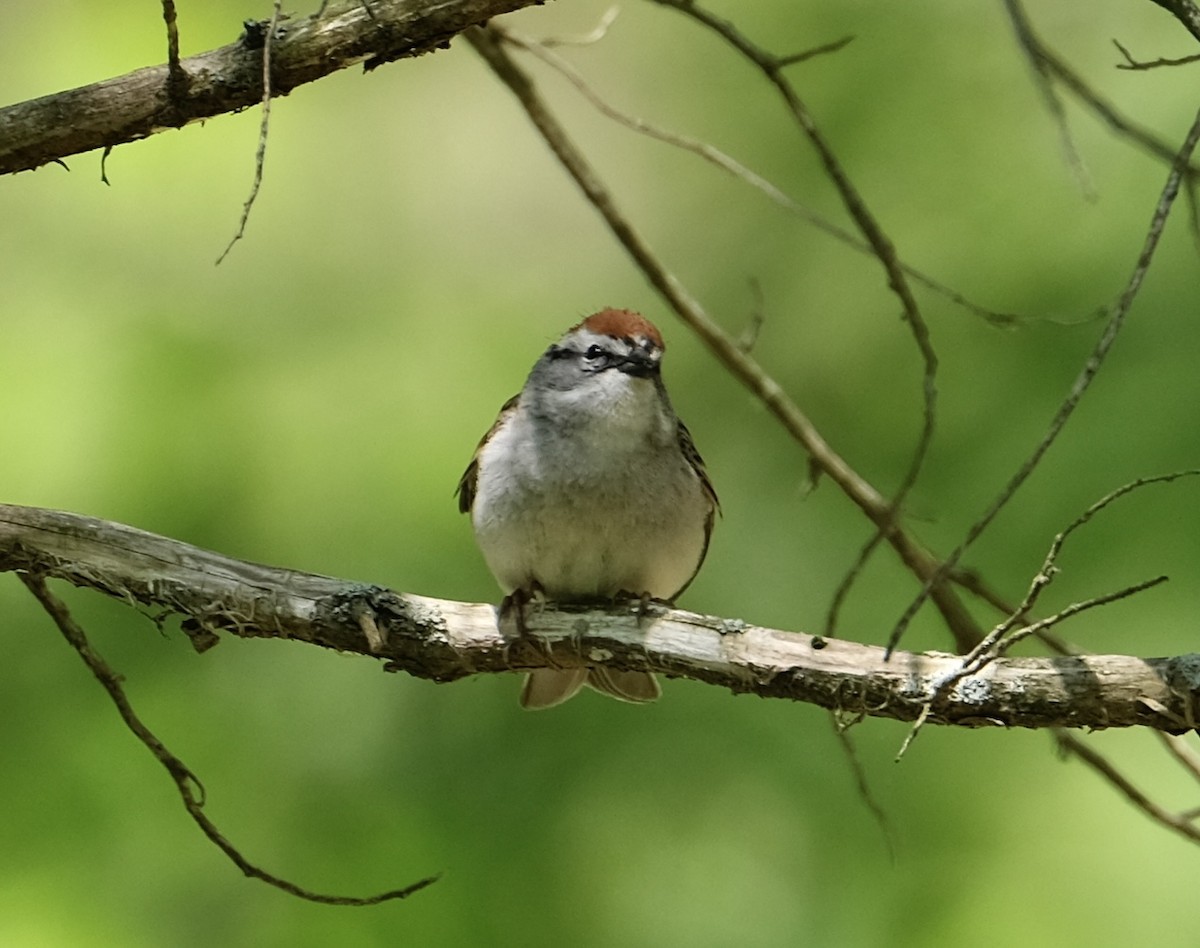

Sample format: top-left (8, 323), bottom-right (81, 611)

top-left (456, 308), bottom-right (718, 708)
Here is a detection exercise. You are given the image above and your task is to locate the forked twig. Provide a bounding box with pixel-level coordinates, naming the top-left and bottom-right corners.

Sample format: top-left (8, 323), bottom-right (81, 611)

top-left (896, 472), bottom-right (1200, 756)
top-left (466, 23), bottom-right (982, 648)
top-left (1007, 5), bottom-right (1200, 176)
top-left (956, 471), bottom-right (1200, 673)
top-left (896, 575), bottom-right (1168, 760)
top-left (886, 103), bottom-right (1200, 656)
top-left (20, 572), bottom-right (437, 905)
top-left (495, 23), bottom-right (1020, 329)
top-left (1004, 0), bottom-right (1093, 195)
top-left (646, 0), bottom-right (945, 641)
top-left (1113, 39), bottom-right (1200, 70)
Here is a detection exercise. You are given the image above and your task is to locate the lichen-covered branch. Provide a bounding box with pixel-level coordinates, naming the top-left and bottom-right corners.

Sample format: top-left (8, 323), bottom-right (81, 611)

top-left (0, 0), bottom-right (538, 175)
top-left (2, 504), bottom-right (1196, 732)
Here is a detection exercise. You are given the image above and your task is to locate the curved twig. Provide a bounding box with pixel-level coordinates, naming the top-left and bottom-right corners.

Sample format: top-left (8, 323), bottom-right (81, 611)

top-left (646, 0), bottom-right (942, 639)
top-left (20, 571), bottom-right (438, 905)
top-left (465, 23), bottom-right (984, 651)
top-left (885, 104), bottom-right (1200, 656)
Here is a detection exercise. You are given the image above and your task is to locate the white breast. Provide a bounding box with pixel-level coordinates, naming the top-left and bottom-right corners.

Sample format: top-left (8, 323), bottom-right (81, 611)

top-left (470, 390), bottom-right (711, 601)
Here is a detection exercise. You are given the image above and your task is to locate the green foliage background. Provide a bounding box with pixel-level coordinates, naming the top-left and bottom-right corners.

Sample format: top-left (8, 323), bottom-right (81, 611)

top-left (2, 1), bottom-right (1199, 944)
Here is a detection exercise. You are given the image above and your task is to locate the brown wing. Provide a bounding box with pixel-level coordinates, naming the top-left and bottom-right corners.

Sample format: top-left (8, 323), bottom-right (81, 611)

top-left (667, 419), bottom-right (719, 601)
top-left (678, 419), bottom-right (720, 515)
top-left (455, 394), bottom-right (520, 514)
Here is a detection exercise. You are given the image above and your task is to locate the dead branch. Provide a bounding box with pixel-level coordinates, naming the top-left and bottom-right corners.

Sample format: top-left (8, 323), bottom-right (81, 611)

top-left (215, 0), bottom-right (285, 265)
top-left (0, 0), bottom-right (538, 176)
top-left (886, 101), bottom-right (1200, 655)
top-left (3, 504), bottom-right (1198, 733)
top-left (1056, 731), bottom-right (1200, 845)
top-left (1007, 3), bottom-right (1200, 176)
top-left (1113, 38), bottom-right (1200, 69)
top-left (20, 571), bottom-right (437, 904)
top-left (1149, 0), bottom-right (1200, 44)
top-left (465, 23), bottom-right (986, 653)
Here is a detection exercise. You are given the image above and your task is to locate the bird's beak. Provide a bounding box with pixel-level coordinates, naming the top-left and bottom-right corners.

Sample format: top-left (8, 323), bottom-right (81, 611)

top-left (617, 350), bottom-right (659, 379)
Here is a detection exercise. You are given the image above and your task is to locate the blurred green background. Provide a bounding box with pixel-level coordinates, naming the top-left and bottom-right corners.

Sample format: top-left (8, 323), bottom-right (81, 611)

top-left (3, 1), bottom-right (1200, 944)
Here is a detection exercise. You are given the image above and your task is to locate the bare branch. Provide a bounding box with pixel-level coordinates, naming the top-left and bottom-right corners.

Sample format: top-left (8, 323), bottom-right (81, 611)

top-left (19, 570), bottom-right (437, 904)
top-left (646, 0), bottom-right (946, 643)
top-left (3, 504), bottom-right (1198, 733)
top-left (966, 471), bottom-right (1200, 664)
top-left (216, 0), bottom-right (284, 265)
top-left (1005, 6), bottom-right (1200, 175)
top-left (1113, 38), bottom-right (1200, 70)
top-left (160, 0), bottom-right (185, 88)
top-left (894, 474), bottom-right (1200, 755)
top-left (465, 23), bottom-right (984, 651)
top-left (1056, 731), bottom-right (1200, 846)
top-left (0, 0), bottom-right (539, 175)
top-left (1004, 0), bottom-right (1094, 196)
top-left (886, 104), bottom-right (1200, 656)
top-left (495, 26), bottom-right (1021, 326)
top-left (1154, 730), bottom-right (1200, 783)
top-left (538, 5), bottom-right (621, 47)
top-left (1148, 0), bottom-right (1200, 43)
top-left (828, 712), bottom-right (895, 861)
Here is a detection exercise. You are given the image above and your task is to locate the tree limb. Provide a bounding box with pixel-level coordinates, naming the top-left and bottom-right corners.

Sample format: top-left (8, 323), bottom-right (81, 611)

top-left (465, 23), bottom-right (987, 652)
top-left (0, 0), bottom-right (538, 176)
top-left (3, 504), bottom-right (1197, 732)
top-left (20, 570), bottom-right (438, 904)
top-left (1149, 0), bottom-right (1200, 43)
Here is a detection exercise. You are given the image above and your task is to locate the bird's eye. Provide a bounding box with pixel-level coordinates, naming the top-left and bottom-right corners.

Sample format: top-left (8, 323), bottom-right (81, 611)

top-left (585, 345), bottom-right (606, 360)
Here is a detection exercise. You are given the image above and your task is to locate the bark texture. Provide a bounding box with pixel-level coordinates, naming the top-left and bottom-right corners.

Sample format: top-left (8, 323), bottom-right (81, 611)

top-left (0, 0), bottom-right (539, 175)
top-left (2, 503), bottom-right (1197, 731)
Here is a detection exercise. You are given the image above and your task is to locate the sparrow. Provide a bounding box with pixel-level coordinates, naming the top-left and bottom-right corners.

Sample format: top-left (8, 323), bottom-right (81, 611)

top-left (456, 308), bottom-right (718, 709)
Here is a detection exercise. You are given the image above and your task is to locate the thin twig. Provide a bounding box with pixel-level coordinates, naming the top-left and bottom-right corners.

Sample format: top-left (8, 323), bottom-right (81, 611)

top-left (778, 35), bottom-right (855, 66)
top-left (495, 26), bottom-right (1021, 328)
top-left (216, 0), bottom-right (284, 265)
top-left (645, 0), bottom-right (950, 644)
top-left (1004, 0), bottom-right (1094, 196)
top-left (1113, 38), bottom-right (1200, 70)
top-left (972, 575), bottom-right (1167, 670)
top-left (948, 566), bottom-right (1078, 656)
top-left (824, 528), bottom-right (888, 638)
top-left (929, 471), bottom-right (1200, 693)
top-left (1153, 730), bottom-right (1200, 783)
top-left (539, 5), bottom-right (621, 46)
top-left (1008, 9), bottom-right (1200, 176)
top-left (20, 572), bottom-right (437, 904)
top-left (896, 575), bottom-right (1169, 759)
top-left (161, 0), bottom-right (186, 89)
top-left (1056, 731), bottom-right (1200, 846)
top-left (885, 103), bottom-right (1200, 657)
top-left (465, 24), bottom-right (982, 648)
top-left (828, 712), bottom-right (895, 862)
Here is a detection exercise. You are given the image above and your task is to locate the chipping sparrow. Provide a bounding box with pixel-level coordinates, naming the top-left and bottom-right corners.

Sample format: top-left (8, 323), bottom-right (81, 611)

top-left (456, 308), bottom-right (718, 709)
